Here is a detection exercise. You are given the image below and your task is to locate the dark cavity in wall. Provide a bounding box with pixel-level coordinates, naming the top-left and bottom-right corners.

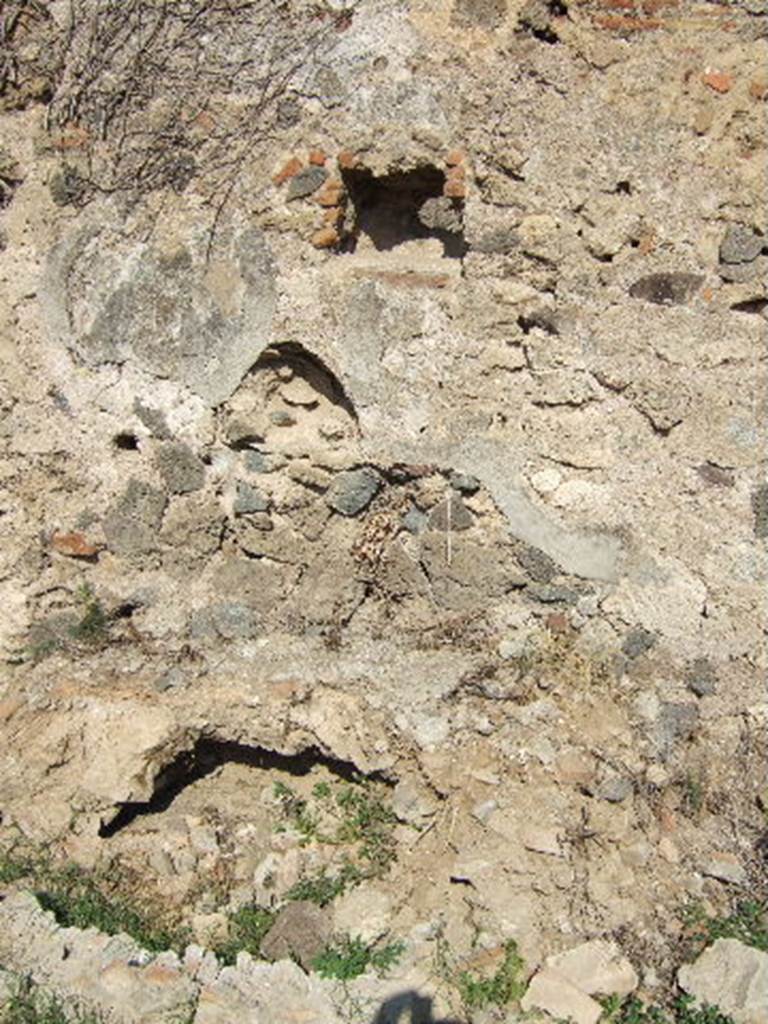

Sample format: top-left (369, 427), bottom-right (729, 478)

top-left (113, 432), bottom-right (139, 450)
top-left (255, 342), bottom-right (357, 420)
top-left (99, 738), bottom-right (390, 838)
top-left (340, 165), bottom-right (467, 258)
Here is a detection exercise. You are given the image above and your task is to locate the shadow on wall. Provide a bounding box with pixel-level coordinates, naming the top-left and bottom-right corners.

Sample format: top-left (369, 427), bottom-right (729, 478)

top-left (370, 991), bottom-right (462, 1024)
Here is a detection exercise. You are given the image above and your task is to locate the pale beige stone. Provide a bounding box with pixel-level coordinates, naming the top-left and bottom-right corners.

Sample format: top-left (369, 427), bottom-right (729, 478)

top-left (678, 939), bottom-right (768, 1024)
top-left (522, 968), bottom-right (603, 1024)
top-left (546, 939), bottom-right (638, 997)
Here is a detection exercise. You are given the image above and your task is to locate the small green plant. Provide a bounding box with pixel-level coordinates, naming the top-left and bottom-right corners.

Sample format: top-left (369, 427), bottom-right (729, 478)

top-left (455, 939), bottom-right (526, 1011)
top-left (274, 776), bottom-right (399, 906)
top-left (0, 847), bottom-right (36, 884)
top-left (312, 935), bottom-right (405, 982)
top-left (682, 898), bottom-right (768, 954)
top-left (680, 772), bottom-right (706, 818)
top-left (285, 865), bottom-right (361, 907)
top-left (69, 584), bottom-right (109, 645)
top-left (7, 584), bottom-right (115, 665)
top-left (600, 994), bottom-right (735, 1024)
top-left (0, 847), bottom-right (186, 954)
top-left (1, 978), bottom-right (105, 1024)
top-left (211, 903), bottom-right (276, 966)
top-left (35, 864), bottom-right (186, 953)
top-left (333, 781), bottom-right (398, 874)
top-left (6, 637), bottom-right (61, 665)
top-left (273, 781), bottom-right (320, 842)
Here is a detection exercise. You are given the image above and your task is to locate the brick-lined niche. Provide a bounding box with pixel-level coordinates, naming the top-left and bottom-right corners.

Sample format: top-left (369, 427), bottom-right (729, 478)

top-left (340, 163), bottom-right (466, 258)
top-left (272, 148), bottom-right (468, 255)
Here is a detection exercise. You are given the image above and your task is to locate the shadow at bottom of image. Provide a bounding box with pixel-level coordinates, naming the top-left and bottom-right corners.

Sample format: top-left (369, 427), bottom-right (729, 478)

top-left (370, 991), bottom-right (463, 1024)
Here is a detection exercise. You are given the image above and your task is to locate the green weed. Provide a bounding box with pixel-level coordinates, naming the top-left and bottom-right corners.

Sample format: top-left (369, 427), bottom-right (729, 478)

top-left (333, 782), bottom-right (397, 874)
top-left (600, 994), bottom-right (735, 1024)
top-left (69, 585), bottom-right (109, 645)
top-left (0, 848), bottom-right (35, 884)
top-left (0, 847), bottom-right (186, 954)
top-left (211, 904), bottom-right (276, 966)
top-left (455, 940), bottom-right (526, 1011)
top-left (285, 865), bottom-right (360, 907)
top-left (680, 772), bottom-right (706, 818)
top-left (275, 776), bottom-right (398, 905)
top-left (312, 935), bottom-right (405, 982)
top-left (682, 899), bottom-right (768, 953)
top-left (35, 867), bottom-right (185, 953)
top-left (8, 585), bottom-right (112, 665)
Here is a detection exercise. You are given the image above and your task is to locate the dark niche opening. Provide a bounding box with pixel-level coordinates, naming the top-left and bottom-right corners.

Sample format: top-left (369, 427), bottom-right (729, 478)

top-left (99, 737), bottom-right (390, 838)
top-left (340, 165), bottom-right (466, 258)
top-left (254, 342), bottom-right (357, 421)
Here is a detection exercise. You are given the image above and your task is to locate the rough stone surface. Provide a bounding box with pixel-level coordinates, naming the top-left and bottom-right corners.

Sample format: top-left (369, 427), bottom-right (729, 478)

top-left (233, 482), bottom-right (270, 515)
top-left (678, 940), bottom-right (768, 1024)
top-left (43, 225), bottom-right (276, 406)
top-left (325, 467), bottom-right (381, 516)
top-left (103, 479), bottom-right (167, 557)
top-left (702, 852), bottom-right (748, 885)
top-left (752, 484), bottom-right (768, 538)
top-left (156, 443), bottom-right (206, 495)
top-left (686, 657), bottom-right (718, 697)
top-left (545, 939), bottom-right (638, 998)
top-left (286, 166), bottom-right (328, 201)
top-left (622, 628), bottom-right (656, 659)
top-left (720, 225), bottom-right (764, 265)
top-left (628, 272), bottom-right (704, 306)
top-left (521, 967), bottom-right (603, 1024)
top-left (259, 901), bottom-right (330, 971)
top-left (0, 892), bottom-right (341, 1024)
top-left (1, 9), bottom-right (767, 1023)
top-left (656, 703), bottom-right (700, 759)
top-left (428, 496), bottom-right (474, 531)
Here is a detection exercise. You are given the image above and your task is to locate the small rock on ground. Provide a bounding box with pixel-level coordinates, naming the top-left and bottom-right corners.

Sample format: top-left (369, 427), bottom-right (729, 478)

top-left (678, 939), bottom-right (768, 1024)
top-left (325, 467), bottom-right (381, 516)
top-left (259, 900), bottom-right (330, 970)
top-left (521, 967), bottom-right (603, 1024)
top-left (545, 939), bottom-right (638, 997)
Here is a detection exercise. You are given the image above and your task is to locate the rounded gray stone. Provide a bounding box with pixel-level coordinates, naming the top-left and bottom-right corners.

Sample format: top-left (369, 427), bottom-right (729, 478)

top-left (326, 467), bottom-right (381, 516)
top-left (234, 481), bottom-right (270, 515)
top-left (720, 224), bottom-right (764, 265)
top-left (286, 166), bottom-right (328, 201)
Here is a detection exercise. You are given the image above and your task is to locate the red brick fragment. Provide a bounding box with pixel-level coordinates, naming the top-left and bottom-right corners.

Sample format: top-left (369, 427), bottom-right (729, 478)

top-left (702, 69), bottom-right (733, 93)
top-left (311, 227), bottom-right (339, 249)
top-left (308, 149), bottom-right (327, 166)
top-left (272, 156), bottom-right (302, 186)
top-left (337, 150), bottom-right (359, 169)
top-left (545, 612), bottom-right (569, 634)
top-left (52, 123), bottom-right (90, 151)
top-left (446, 148), bottom-right (465, 166)
top-left (318, 190), bottom-right (344, 208)
top-left (749, 77), bottom-right (767, 101)
top-left (51, 531), bottom-right (100, 559)
top-left (444, 179), bottom-right (467, 200)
